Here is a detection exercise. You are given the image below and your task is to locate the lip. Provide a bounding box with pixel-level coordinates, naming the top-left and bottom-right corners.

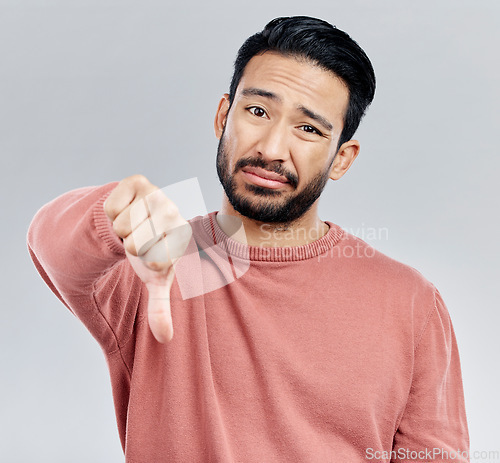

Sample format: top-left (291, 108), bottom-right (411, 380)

top-left (241, 167), bottom-right (289, 189)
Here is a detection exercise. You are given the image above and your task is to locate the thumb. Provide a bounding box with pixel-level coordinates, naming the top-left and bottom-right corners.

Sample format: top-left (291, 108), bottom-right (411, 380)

top-left (145, 266), bottom-right (176, 343)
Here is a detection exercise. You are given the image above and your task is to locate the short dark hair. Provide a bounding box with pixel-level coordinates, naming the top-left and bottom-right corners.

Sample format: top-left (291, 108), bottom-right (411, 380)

top-left (228, 16), bottom-right (376, 150)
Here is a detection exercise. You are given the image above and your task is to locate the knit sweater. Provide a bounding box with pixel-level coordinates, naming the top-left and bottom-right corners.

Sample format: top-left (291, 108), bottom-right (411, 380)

top-left (27, 181), bottom-right (470, 463)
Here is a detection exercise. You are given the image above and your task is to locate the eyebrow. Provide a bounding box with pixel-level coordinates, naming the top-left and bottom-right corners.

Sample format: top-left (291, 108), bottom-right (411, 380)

top-left (241, 87), bottom-right (280, 102)
top-left (297, 105), bottom-right (333, 133)
top-left (240, 87), bottom-right (334, 133)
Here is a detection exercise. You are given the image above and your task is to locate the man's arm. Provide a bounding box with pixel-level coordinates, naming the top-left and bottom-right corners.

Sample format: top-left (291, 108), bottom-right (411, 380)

top-left (391, 288), bottom-right (470, 462)
top-left (27, 175), bottom-right (191, 351)
top-left (27, 181), bottom-right (141, 352)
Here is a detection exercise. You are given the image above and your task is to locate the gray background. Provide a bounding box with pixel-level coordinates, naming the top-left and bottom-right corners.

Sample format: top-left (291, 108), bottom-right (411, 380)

top-left (1, 0), bottom-right (498, 461)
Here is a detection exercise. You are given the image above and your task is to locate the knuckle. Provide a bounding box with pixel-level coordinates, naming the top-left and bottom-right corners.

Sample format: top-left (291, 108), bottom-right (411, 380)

top-left (103, 197), bottom-right (117, 218)
top-left (129, 174), bottom-right (154, 191)
top-left (144, 188), bottom-right (164, 207)
top-left (164, 206), bottom-right (179, 222)
top-left (123, 237), bottom-right (138, 256)
top-left (112, 220), bottom-right (126, 238)
top-left (103, 201), bottom-right (112, 217)
top-left (129, 174), bottom-right (148, 184)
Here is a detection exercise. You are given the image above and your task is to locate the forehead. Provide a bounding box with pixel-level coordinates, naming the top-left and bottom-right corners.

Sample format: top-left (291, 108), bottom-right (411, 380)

top-left (235, 52), bottom-right (349, 124)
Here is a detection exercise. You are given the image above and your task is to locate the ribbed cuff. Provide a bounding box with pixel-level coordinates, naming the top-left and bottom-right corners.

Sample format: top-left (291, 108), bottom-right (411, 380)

top-left (93, 183), bottom-right (126, 256)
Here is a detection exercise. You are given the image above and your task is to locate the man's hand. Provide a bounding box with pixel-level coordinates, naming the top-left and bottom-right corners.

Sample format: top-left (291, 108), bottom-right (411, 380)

top-left (104, 175), bottom-right (192, 343)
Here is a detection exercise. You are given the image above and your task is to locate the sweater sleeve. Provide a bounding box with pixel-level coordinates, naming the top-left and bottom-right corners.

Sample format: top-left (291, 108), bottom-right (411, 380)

top-left (26, 182), bottom-right (146, 354)
top-left (391, 288), bottom-right (470, 462)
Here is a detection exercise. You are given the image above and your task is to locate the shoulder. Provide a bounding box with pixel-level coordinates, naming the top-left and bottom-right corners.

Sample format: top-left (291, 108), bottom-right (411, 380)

top-left (329, 226), bottom-right (444, 337)
top-left (330, 224), bottom-right (438, 300)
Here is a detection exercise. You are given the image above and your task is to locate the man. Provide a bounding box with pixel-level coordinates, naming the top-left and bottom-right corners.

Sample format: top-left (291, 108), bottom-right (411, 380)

top-left (27, 16), bottom-right (469, 462)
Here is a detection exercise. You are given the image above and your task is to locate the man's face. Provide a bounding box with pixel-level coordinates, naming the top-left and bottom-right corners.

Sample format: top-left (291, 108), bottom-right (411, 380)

top-left (215, 52), bottom-right (351, 224)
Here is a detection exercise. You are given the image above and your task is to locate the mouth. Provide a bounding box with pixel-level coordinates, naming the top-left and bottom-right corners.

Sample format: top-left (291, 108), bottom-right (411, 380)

top-left (241, 166), bottom-right (290, 189)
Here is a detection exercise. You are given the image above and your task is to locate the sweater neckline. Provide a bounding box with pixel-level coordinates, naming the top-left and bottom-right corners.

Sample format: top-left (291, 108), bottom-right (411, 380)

top-left (200, 212), bottom-right (344, 262)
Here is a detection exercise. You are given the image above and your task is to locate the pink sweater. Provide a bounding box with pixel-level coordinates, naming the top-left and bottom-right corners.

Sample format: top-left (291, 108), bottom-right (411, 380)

top-left (27, 182), bottom-right (469, 462)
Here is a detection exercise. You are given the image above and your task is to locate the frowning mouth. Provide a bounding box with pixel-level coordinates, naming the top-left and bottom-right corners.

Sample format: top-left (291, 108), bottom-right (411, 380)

top-left (241, 166), bottom-right (290, 189)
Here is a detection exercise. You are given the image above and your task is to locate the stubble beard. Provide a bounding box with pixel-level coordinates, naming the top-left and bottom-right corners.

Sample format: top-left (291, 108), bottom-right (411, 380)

top-left (216, 130), bottom-right (333, 224)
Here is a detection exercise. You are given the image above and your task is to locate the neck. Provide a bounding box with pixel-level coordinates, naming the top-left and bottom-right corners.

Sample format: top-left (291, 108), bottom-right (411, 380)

top-left (216, 197), bottom-right (329, 247)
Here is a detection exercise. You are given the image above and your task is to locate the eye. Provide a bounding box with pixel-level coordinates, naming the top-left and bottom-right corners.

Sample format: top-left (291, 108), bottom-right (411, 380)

top-left (247, 106), bottom-right (267, 118)
top-left (300, 125), bottom-right (323, 136)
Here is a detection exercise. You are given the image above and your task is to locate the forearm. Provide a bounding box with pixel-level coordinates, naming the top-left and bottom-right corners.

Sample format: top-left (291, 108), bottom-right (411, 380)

top-left (27, 181), bottom-right (123, 286)
top-left (27, 181), bottom-right (143, 350)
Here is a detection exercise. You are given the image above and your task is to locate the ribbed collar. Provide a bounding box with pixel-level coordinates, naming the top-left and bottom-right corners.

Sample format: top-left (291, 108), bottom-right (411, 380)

top-left (200, 212), bottom-right (344, 262)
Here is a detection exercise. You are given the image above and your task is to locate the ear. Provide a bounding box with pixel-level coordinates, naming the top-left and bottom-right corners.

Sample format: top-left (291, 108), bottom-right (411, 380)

top-left (328, 140), bottom-right (361, 181)
top-left (214, 93), bottom-right (230, 140)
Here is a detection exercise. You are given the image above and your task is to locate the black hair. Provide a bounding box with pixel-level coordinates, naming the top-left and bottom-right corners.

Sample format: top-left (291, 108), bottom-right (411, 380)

top-left (228, 16), bottom-right (376, 150)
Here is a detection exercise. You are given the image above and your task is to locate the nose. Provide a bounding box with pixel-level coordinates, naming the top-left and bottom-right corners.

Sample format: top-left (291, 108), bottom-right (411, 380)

top-left (255, 122), bottom-right (290, 163)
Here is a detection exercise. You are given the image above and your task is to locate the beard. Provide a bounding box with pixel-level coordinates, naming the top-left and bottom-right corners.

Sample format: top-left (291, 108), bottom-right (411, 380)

top-left (216, 130), bottom-right (333, 224)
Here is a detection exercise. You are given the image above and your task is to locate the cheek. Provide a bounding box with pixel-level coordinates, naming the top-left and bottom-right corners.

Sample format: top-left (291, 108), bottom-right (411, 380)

top-left (220, 130), bottom-right (246, 174)
top-left (225, 119), bottom-right (259, 157)
top-left (293, 146), bottom-right (332, 180)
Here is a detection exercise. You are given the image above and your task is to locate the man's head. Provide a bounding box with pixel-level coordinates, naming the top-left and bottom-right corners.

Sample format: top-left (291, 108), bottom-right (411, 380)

top-left (214, 16), bottom-right (376, 225)
top-left (229, 16), bottom-right (376, 151)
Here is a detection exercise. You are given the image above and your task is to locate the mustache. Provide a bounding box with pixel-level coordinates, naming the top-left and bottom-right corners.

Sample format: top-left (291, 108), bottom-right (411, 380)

top-left (234, 157), bottom-right (299, 188)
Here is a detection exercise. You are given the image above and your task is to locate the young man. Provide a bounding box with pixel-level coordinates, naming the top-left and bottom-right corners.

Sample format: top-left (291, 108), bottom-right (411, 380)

top-left (27, 16), bottom-right (470, 462)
